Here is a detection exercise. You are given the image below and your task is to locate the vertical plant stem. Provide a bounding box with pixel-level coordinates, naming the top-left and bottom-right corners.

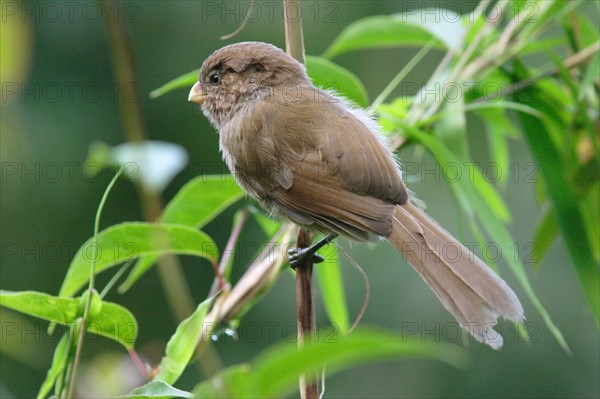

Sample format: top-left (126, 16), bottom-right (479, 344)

top-left (295, 228), bottom-right (319, 399)
top-left (98, 1), bottom-right (195, 322)
top-left (66, 167), bottom-right (123, 398)
top-left (283, 2), bottom-right (318, 398)
top-left (284, 0), bottom-right (305, 64)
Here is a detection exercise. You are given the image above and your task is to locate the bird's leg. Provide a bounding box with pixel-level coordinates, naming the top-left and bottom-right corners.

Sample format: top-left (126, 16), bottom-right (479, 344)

top-left (288, 233), bottom-right (339, 269)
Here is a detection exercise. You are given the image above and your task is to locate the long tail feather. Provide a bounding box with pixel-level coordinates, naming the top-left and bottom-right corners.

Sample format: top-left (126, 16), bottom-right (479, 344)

top-left (388, 204), bottom-right (524, 349)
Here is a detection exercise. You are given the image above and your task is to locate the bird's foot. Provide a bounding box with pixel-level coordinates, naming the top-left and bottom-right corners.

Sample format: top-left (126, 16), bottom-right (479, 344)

top-left (287, 247), bottom-right (325, 269)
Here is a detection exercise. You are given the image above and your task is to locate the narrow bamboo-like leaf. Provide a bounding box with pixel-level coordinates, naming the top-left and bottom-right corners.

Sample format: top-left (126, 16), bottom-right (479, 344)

top-left (323, 9), bottom-right (465, 59)
top-left (155, 297), bottom-right (213, 384)
top-left (194, 328), bottom-right (468, 398)
top-left (120, 380), bottom-right (194, 398)
top-left (150, 69), bottom-right (199, 99)
top-left (532, 208), bottom-right (559, 265)
top-left (548, 52), bottom-right (597, 147)
top-left (194, 364), bottom-right (251, 398)
top-left (435, 94), bottom-right (469, 162)
top-left (476, 107), bottom-right (517, 186)
top-left (305, 56), bottom-right (369, 107)
top-left (514, 73), bottom-right (599, 328)
top-left (37, 335), bottom-right (69, 399)
top-left (315, 243), bottom-right (350, 334)
top-left (119, 176), bottom-right (242, 292)
top-left (251, 327), bottom-right (468, 398)
top-left (59, 223), bottom-right (219, 297)
top-left (581, 184), bottom-right (600, 262)
top-left (385, 111), bottom-right (511, 222)
top-left (580, 50), bottom-right (599, 97)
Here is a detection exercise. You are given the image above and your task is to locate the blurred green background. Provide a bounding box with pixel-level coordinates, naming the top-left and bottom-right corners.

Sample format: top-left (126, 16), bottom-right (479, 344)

top-left (1, 1), bottom-right (598, 398)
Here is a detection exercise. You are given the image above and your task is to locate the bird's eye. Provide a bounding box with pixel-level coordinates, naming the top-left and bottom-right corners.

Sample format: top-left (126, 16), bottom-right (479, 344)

top-left (209, 72), bottom-right (220, 85)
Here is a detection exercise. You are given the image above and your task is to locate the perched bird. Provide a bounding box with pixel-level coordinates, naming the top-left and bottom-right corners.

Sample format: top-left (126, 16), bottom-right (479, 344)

top-left (188, 41), bottom-right (524, 349)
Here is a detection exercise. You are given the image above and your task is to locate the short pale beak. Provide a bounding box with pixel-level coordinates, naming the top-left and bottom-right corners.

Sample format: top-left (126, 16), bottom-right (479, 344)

top-left (188, 81), bottom-right (204, 104)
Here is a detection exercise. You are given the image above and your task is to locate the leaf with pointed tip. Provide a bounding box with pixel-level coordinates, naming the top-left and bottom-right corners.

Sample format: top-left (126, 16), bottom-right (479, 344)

top-left (120, 380), bottom-right (194, 399)
top-left (150, 70), bottom-right (199, 99)
top-left (194, 327), bottom-right (469, 398)
top-left (0, 290), bottom-right (137, 349)
top-left (155, 297), bottom-right (214, 384)
top-left (37, 335), bottom-right (69, 399)
top-left (323, 10), bottom-right (465, 59)
top-left (59, 223), bottom-right (218, 297)
top-left (119, 176), bottom-right (242, 292)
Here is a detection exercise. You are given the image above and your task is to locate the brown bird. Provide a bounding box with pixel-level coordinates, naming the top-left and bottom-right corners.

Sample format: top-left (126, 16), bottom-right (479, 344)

top-left (188, 41), bottom-right (524, 349)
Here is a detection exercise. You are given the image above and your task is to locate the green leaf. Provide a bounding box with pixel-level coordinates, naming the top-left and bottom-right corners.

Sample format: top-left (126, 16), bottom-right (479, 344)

top-left (155, 297), bottom-right (214, 384)
top-left (59, 222), bottom-right (219, 297)
top-left (315, 243), bottom-right (350, 334)
top-left (476, 107), bottom-right (517, 186)
top-left (87, 301), bottom-right (138, 348)
top-left (580, 49), bottom-right (600, 98)
top-left (386, 110), bottom-right (511, 222)
top-left (119, 176), bottom-right (242, 292)
top-left (250, 327), bottom-right (468, 398)
top-left (161, 175), bottom-right (244, 227)
top-left (150, 69), bottom-right (199, 99)
top-left (323, 9), bottom-right (465, 59)
top-left (194, 364), bottom-right (251, 398)
top-left (194, 327), bottom-right (468, 398)
top-left (121, 380), bottom-right (194, 399)
top-left (305, 56), bottom-right (369, 107)
top-left (37, 335), bottom-right (69, 399)
top-left (513, 67), bottom-right (599, 328)
top-left (435, 94), bottom-right (469, 161)
top-left (315, 245), bottom-right (350, 335)
top-left (0, 291), bottom-right (137, 348)
top-left (532, 208), bottom-right (559, 265)
top-left (0, 290), bottom-right (78, 324)
top-left (581, 184), bottom-right (600, 262)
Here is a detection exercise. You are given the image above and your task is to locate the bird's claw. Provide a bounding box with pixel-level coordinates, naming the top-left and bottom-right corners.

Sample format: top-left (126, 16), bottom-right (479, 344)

top-left (288, 247), bottom-right (325, 269)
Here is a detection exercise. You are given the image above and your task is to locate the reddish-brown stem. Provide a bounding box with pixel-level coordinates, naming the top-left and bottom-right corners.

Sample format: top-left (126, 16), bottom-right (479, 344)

top-left (295, 228), bottom-right (319, 399)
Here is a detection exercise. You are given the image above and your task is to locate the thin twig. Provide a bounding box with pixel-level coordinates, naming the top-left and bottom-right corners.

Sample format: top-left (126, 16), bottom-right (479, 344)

top-left (473, 41), bottom-right (600, 103)
top-left (341, 251), bottom-right (370, 333)
top-left (283, 1), bottom-right (317, 397)
top-left (370, 40), bottom-right (435, 111)
top-left (295, 228), bottom-right (319, 399)
top-left (66, 167), bottom-right (123, 398)
top-left (220, 0), bottom-right (256, 40)
top-left (209, 208), bottom-right (249, 296)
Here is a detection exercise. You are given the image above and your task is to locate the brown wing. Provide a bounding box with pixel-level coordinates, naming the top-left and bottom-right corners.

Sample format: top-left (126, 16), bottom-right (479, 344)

top-left (249, 89), bottom-right (408, 240)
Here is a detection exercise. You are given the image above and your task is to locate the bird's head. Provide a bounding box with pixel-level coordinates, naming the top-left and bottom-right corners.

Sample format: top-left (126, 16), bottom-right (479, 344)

top-left (188, 41), bottom-right (310, 128)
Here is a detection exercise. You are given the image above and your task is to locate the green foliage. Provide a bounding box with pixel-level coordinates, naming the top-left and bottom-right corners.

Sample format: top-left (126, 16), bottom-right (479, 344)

top-left (59, 222), bottom-right (219, 297)
top-left (322, 10), bottom-right (466, 59)
top-left (512, 60), bottom-right (599, 327)
top-left (155, 297), bottom-right (214, 384)
top-left (315, 244), bottom-right (350, 335)
top-left (193, 327), bottom-right (469, 398)
top-left (119, 175), bottom-right (243, 292)
top-left (305, 55), bottom-right (369, 107)
top-left (2, 1), bottom-right (598, 398)
top-left (120, 380), bottom-right (194, 399)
